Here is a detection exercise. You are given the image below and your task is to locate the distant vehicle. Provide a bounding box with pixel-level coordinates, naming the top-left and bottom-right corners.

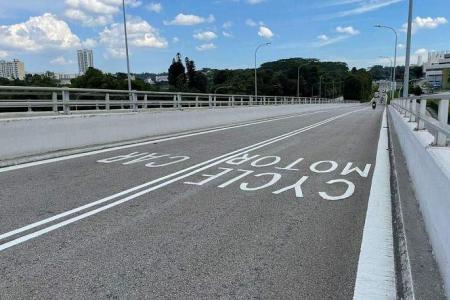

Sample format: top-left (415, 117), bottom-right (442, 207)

top-left (372, 101), bottom-right (377, 109)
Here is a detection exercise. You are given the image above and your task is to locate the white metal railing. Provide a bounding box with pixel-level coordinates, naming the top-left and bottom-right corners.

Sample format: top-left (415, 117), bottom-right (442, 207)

top-left (0, 86), bottom-right (358, 115)
top-left (391, 93), bottom-right (450, 147)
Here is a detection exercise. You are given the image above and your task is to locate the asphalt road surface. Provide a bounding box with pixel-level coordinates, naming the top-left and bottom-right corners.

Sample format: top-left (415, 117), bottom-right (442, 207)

top-left (0, 104), bottom-right (386, 299)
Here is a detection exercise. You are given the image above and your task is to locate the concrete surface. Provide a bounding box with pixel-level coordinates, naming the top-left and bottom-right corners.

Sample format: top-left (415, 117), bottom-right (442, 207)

top-left (389, 106), bottom-right (450, 298)
top-left (0, 104), bottom-right (356, 161)
top-left (0, 104), bottom-right (395, 299)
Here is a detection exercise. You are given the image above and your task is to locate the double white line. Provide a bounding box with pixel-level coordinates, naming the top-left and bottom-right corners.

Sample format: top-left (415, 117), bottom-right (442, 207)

top-left (0, 107), bottom-right (367, 252)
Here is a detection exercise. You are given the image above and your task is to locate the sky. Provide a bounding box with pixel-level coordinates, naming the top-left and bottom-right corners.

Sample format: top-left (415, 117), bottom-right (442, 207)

top-left (0, 0), bottom-right (449, 74)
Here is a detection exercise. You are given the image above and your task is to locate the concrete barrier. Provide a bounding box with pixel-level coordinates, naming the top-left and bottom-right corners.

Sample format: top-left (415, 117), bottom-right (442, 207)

top-left (389, 106), bottom-right (450, 297)
top-left (0, 105), bottom-right (350, 161)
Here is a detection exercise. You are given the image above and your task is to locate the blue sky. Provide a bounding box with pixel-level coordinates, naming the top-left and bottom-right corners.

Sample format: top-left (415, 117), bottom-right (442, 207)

top-left (0, 0), bottom-right (449, 74)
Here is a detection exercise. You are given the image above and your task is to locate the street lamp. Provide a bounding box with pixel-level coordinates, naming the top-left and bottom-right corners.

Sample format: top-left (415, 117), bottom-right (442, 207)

top-left (297, 64), bottom-right (308, 98)
top-left (379, 56), bottom-right (394, 99)
top-left (374, 24), bottom-right (398, 99)
top-left (122, 0), bottom-right (132, 103)
top-left (319, 75), bottom-right (325, 98)
top-left (403, 0), bottom-right (414, 98)
top-left (254, 42), bottom-right (271, 101)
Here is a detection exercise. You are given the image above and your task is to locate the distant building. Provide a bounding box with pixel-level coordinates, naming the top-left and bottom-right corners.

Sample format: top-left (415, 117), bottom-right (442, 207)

top-left (155, 75), bottom-right (169, 83)
top-left (77, 49), bottom-right (94, 74)
top-left (423, 51), bottom-right (450, 89)
top-left (0, 59), bottom-right (25, 80)
top-left (145, 78), bottom-right (155, 84)
top-left (53, 73), bottom-right (79, 85)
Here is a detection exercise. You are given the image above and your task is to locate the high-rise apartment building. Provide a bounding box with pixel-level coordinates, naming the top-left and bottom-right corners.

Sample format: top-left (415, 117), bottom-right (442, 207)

top-left (0, 59), bottom-right (25, 80)
top-left (77, 49), bottom-right (94, 74)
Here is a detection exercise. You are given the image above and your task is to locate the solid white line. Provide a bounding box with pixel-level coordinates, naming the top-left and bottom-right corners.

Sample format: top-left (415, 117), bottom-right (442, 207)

top-left (353, 108), bottom-right (396, 299)
top-left (0, 110), bottom-right (330, 174)
top-left (0, 107), bottom-right (367, 251)
top-left (0, 111), bottom-right (332, 241)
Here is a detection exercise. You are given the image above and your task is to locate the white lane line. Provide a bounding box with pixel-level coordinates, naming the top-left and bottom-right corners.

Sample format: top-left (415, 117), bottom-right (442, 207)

top-left (0, 107), bottom-right (368, 251)
top-left (0, 110), bottom-right (336, 174)
top-left (0, 111), bottom-right (336, 241)
top-left (353, 108), bottom-right (396, 299)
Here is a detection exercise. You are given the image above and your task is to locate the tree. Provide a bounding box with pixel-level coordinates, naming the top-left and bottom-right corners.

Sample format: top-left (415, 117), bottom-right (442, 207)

top-left (168, 53), bottom-right (186, 88)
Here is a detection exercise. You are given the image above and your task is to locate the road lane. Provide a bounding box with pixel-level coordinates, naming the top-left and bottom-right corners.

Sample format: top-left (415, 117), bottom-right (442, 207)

top-left (0, 104), bottom-right (385, 299)
top-left (0, 106), bottom-right (358, 233)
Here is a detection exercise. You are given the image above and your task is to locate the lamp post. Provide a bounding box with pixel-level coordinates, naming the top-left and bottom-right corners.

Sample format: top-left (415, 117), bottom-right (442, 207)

top-left (380, 56), bottom-right (394, 98)
top-left (254, 42), bottom-right (271, 101)
top-left (319, 75), bottom-right (325, 98)
top-left (403, 0), bottom-right (414, 98)
top-left (122, 0), bottom-right (132, 103)
top-left (297, 64), bottom-right (307, 98)
top-left (374, 24), bottom-right (398, 99)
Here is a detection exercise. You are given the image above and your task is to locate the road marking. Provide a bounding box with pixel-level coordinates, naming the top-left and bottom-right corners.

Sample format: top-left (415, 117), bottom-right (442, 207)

top-left (0, 110), bottom-right (332, 174)
top-left (0, 107), bottom-right (368, 252)
top-left (353, 108), bottom-right (396, 299)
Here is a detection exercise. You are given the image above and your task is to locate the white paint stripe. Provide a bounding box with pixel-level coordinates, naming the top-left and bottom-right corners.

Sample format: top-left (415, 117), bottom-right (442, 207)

top-left (0, 110), bottom-right (329, 174)
top-left (353, 108), bottom-right (396, 299)
top-left (0, 107), bottom-right (367, 251)
top-left (0, 111), bottom-right (335, 241)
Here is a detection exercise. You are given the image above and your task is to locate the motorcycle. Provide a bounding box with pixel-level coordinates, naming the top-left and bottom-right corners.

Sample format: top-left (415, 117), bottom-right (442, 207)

top-left (372, 101), bottom-right (377, 110)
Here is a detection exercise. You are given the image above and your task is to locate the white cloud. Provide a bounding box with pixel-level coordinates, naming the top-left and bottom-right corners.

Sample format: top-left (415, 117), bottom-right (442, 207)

top-left (164, 14), bottom-right (215, 26)
top-left (146, 2), bottom-right (162, 13)
top-left (50, 56), bottom-right (75, 65)
top-left (318, 34), bottom-right (329, 41)
top-left (398, 43), bottom-right (405, 49)
top-left (0, 13), bottom-right (80, 51)
top-left (222, 31), bottom-right (233, 38)
top-left (314, 35), bottom-right (351, 47)
top-left (64, 0), bottom-right (141, 27)
top-left (196, 43), bottom-right (216, 51)
top-left (82, 38), bottom-right (97, 48)
top-left (193, 31), bottom-right (217, 41)
top-left (336, 26), bottom-right (359, 35)
top-left (0, 50), bottom-right (8, 58)
top-left (247, 0), bottom-right (265, 4)
top-left (65, 9), bottom-right (112, 26)
top-left (100, 17), bottom-right (168, 58)
top-left (332, 0), bottom-right (403, 18)
top-left (172, 37), bottom-right (180, 43)
top-left (402, 16), bottom-right (448, 33)
top-left (246, 19), bottom-right (257, 27)
top-left (258, 25), bottom-right (274, 39)
top-left (223, 21), bottom-right (233, 29)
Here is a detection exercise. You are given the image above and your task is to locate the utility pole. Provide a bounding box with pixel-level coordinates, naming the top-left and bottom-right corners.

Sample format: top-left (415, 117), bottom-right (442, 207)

top-left (374, 25), bottom-right (398, 99)
top-left (122, 0), bottom-right (132, 101)
top-left (403, 0), bottom-right (413, 98)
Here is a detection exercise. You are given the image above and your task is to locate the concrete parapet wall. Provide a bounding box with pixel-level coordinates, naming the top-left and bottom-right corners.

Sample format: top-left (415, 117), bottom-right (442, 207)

top-left (389, 106), bottom-right (450, 298)
top-left (0, 105), bottom-right (347, 161)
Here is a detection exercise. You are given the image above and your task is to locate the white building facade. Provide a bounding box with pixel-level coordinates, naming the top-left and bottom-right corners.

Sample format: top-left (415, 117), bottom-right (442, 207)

top-left (77, 49), bottom-right (94, 74)
top-left (0, 59), bottom-right (25, 80)
top-left (424, 51), bottom-right (450, 89)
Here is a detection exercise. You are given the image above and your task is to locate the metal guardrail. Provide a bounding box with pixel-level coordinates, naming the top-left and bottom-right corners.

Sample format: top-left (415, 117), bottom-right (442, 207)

top-left (0, 86), bottom-right (358, 115)
top-left (391, 93), bottom-right (450, 147)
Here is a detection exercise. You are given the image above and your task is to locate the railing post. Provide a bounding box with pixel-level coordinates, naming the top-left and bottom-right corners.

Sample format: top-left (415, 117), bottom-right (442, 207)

top-left (62, 90), bottom-right (70, 115)
top-left (437, 99), bottom-right (449, 146)
top-left (195, 96), bottom-right (199, 107)
top-left (105, 93), bottom-right (110, 110)
top-left (177, 94), bottom-right (182, 108)
top-left (231, 95), bottom-right (235, 107)
top-left (208, 95), bottom-right (213, 108)
top-left (250, 96), bottom-right (253, 106)
top-left (214, 95), bottom-right (217, 107)
top-left (417, 99), bottom-right (426, 130)
top-left (173, 95), bottom-right (177, 108)
top-left (240, 97), bottom-right (243, 106)
top-left (132, 92), bottom-right (138, 112)
top-left (52, 92), bottom-right (58, 112)
top-left (409, 99), bottom-right (416, 122)
top-left (143, 94), bottom-right (148, 109)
